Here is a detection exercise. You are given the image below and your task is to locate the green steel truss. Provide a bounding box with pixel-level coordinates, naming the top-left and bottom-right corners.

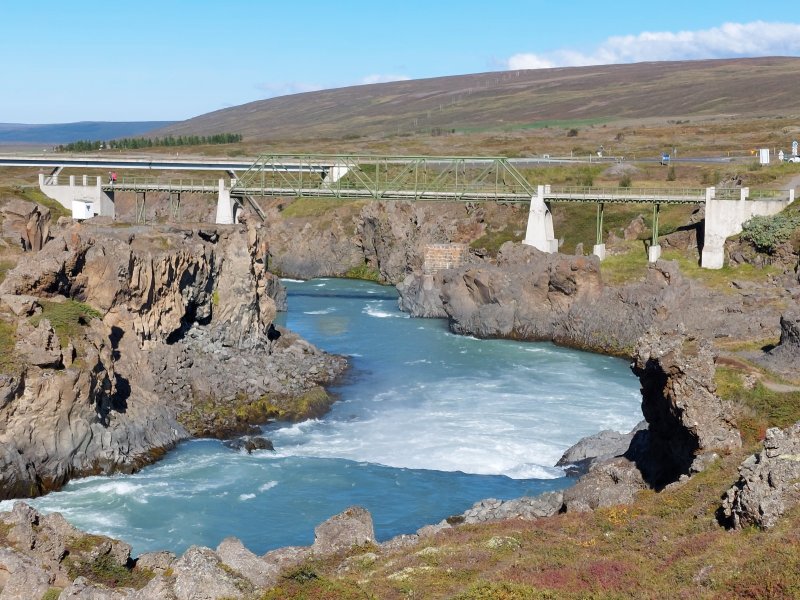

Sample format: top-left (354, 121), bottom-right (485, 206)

top-left (231, 154), bottom-right (536, 202)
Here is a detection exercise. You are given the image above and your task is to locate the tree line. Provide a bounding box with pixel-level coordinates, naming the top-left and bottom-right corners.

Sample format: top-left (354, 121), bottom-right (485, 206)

top-left (56, 133), bottom-right (243, 152)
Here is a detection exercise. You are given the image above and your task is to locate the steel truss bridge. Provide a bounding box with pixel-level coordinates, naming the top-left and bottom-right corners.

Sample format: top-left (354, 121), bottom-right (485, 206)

top-left (38, 153), bottom-right (791, 253)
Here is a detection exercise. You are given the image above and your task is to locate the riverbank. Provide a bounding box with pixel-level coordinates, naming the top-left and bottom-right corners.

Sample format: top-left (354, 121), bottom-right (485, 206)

top-left (0, 220), bottom-right (347, 499)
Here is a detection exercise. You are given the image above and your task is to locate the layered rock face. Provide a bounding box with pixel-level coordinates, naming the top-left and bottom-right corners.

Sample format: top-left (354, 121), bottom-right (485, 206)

top-left (0, 199), bottom-right (51, 252)
top-left (263, 200), bottom-right (495, 282)
top-left (398, 242), bottom-right (784, 356)
top-left (722, 423), bottom-right (800, 529)
top-left (630, 329), bottom-right (741, 486)
top-left (0, 222), bottom-right (345, 499)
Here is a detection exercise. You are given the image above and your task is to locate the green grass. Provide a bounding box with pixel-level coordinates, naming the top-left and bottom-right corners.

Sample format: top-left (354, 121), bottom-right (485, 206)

top-left (0, 259), bottom-right (15, 285)
top-left (0, 318), bottom-right (17, 374)
top-left (470, 224), bottom-right (524, 256)
top-left (14, 187), bottom-right (70, 220)
top-left (716, 366), bottom-right (800, 446)
top-left (30, 299), bottom-right (102, 348)
top-left (280, 197), bottom-right (364, 218)
top-left (65, 553), bottom-right (153, 590)
top-left (344, 263), bottom-right (382, 282)
top-left (660, 248), bottom-right (780, 291)
top-left (41, 589), bottom-right (63, 600)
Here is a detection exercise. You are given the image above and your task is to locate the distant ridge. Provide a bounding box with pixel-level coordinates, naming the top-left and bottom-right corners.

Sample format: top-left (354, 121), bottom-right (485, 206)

top-left (0, 121), bottom-right (177, 144)
top-left (153, 57), bottom-right (800, 141)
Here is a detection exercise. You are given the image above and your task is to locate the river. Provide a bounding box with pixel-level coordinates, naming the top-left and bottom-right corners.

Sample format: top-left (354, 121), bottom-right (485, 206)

top-left (4, 278), bottom-right (642, 556)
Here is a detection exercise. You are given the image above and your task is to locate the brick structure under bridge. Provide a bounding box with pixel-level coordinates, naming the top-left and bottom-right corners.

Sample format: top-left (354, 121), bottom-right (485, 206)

top-left (423, 243), bottom-right (468, 274)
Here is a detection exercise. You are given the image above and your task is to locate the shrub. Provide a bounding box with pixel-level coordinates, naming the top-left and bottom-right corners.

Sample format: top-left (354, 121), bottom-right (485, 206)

top-left (666, 166), bottom-right (676, 181)
top-left (566, 128), bottom-right (579, 137)
top-left (740, 213), bottom-right (800, 253)
top-left (619, 174), bottom-right (632, 188)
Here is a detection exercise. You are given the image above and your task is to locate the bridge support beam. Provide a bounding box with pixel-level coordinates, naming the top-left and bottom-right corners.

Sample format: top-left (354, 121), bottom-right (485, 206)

top-left (592, 203), bottom-right (606, 259)
top-left (648, 203), bottom-right (662, 263)
top-left (215, 179), bottom-right (235, 224)
top-left (523, 185), bottom-right (558, 253)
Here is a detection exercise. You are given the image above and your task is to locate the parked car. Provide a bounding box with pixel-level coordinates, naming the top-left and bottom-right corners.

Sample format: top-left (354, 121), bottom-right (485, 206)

top-left (787, 156), bottom-right (800, 163)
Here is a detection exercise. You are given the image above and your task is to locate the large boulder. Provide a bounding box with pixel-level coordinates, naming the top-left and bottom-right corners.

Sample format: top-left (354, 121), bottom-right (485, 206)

top-left (557, 421), bottom-right (647, 477)
top-left (722, 422), bottom-right (800, 529)
top-left (171, 545), bottom-right (253, 600)
top-left (312, 506), bottom-right (375, 556)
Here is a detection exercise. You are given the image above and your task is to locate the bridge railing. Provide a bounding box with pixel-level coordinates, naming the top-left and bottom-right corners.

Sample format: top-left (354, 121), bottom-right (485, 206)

top-left (231, 154), bottom-right (537, 202)
top-left (109, 177), bottom-right (221, 191)
top-left (547, 186), bottom-right (708, 202)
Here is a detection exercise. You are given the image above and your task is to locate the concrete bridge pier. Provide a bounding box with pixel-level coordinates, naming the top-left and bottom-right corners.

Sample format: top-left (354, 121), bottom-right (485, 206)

top-left (321, 163), bottom-right (350, 188)
top-left (38, 173), bottom-right (115, 219)
top-left (215, 179), bottom-right (239, 224)
top-left (701, 186), bottom-right (795, 269)
top-left (523, 185), bottom-right (558, 253)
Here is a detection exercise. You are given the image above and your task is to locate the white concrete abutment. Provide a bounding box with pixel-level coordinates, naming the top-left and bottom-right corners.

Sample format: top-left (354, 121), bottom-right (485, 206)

top-left (522, 186), bottom-right (795, 269)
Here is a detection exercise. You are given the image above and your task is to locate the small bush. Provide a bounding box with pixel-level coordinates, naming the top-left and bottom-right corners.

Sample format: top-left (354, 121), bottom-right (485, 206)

top-left (740, 213), bottom-right (800, 253)
top-left (566, 128), bottom-right (579, 137)
top-left (666, 166), bottom-right (676, 181)
top-left (619, 174), bottom-right (632, 188)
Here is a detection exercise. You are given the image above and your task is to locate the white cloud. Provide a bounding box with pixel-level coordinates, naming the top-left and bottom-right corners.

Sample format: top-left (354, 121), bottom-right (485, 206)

top-left (506, 21), bottom-right (800, 70)
top-left (359, 74), bottom-right (411, 85)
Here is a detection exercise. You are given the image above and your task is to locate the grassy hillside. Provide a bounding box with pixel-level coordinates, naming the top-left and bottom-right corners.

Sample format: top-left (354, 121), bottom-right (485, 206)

top-left (154, 57), bottom-right (800, 142)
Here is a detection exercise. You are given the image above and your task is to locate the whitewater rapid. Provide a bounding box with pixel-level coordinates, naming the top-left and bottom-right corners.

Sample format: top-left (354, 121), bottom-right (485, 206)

top-left (2, 278), bottom-right (642, 554)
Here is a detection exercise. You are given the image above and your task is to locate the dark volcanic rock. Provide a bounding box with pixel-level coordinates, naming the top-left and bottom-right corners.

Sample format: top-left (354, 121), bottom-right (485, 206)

top-left (397, 243), bottom-right (783, 357)
top-left (223, 436), bottom-right (275, 454)
top-left (755, 309), bottom-right (800, 379)
top-left (722, 422), bottom-right (800, 529)
top-left (630, 328), bottom-right (741, 487)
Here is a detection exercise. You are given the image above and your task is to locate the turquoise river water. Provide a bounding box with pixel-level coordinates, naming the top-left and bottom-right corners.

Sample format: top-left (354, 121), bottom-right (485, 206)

top-left (1, 278), bottom-right (642, 556)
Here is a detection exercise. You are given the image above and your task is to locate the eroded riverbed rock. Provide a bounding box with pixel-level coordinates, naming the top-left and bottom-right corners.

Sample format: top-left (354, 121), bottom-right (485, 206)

top-left (721, 422), bottom-right (800, 529)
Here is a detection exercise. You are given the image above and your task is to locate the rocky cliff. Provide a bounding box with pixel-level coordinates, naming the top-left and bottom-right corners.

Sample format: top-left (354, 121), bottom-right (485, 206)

top-left (397, 242), bottom-right (785, 356)
top-left (0, 222), bottom-right (346, 500)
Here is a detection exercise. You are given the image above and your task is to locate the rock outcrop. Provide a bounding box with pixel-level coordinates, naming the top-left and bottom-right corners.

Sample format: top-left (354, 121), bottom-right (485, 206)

top-left (630, 327), bottom-right (741, 487)
top-left (397, 243), bottom-right (785, 356)
top-left (721, 422), bottom-right (800, 529)
top-left (0, 222), bottom-right (346, 499)
top-left (0, 503), bottom-right (377, 599)
top-left (0, 199), bottom-right (51, 251)
top-left (755, 309), bottom-right (800, 379)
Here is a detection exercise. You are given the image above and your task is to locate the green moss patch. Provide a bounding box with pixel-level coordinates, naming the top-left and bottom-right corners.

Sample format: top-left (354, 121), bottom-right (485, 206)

top-left (179, 386), bottom-right (335, 438)
top-left (31, 299), bottom-right (102, 348)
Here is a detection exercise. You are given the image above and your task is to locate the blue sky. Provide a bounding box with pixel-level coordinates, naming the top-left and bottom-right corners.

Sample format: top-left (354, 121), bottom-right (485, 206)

top-left (2, 1), bottom-right (798, 123)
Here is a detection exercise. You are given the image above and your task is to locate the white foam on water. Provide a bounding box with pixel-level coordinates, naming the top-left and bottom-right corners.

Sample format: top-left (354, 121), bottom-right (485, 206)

top-left (239, 493), bottom-right (256, 501)
top-left (362, 302), bottom-right (409, 319)
top-left (304, 308), bottom-right (335, 315)
top-left (259, 481), bottom-right (278, 492)
top-left (279, 278), bottom-right (305, 283)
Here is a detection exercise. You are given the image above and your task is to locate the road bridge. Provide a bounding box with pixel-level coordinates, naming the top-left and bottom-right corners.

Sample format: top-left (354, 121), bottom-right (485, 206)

top-left (30, 153), bottom-right (796, 269)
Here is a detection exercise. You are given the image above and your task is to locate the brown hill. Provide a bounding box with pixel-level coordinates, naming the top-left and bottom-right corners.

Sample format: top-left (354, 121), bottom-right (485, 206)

top-left (156, 57), bottom-right (800, 142)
